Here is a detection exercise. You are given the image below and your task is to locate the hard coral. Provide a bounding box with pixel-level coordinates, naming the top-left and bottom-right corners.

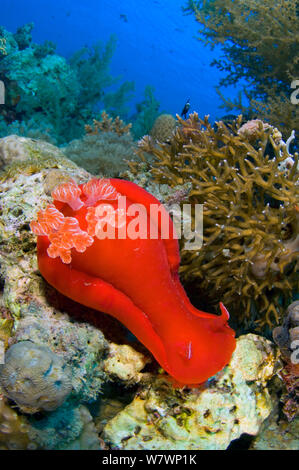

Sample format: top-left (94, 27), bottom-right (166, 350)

top-left (85, 111), bottom-right (132, 136)
top-left (0, 341), bottom-right (72, 414)
top-left (150, 114), bottom-right (177, 143)
top-left (137, 112), bottom-right (299, 329)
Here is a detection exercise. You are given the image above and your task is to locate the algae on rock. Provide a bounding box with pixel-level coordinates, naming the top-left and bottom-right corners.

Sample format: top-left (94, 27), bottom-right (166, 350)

top-left (0, 136), bottom-right (109, 404)
top-left (103, 335), bottom-right (281, 450)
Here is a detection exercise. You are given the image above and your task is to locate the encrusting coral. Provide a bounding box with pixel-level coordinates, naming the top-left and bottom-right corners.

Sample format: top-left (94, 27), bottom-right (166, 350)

top-left (184, 0), bottom-right (299, 137)
top-left (135, 112), bottom-right (298, 329)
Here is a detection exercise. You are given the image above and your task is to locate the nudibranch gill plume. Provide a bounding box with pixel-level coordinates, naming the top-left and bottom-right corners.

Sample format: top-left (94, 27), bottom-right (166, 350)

top-left (30, 177), bottom-right (236, 386)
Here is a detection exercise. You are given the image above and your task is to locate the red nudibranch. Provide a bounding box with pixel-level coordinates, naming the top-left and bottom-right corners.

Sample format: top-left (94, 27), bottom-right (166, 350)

top-left (30, 177), bottom-right (236, 385)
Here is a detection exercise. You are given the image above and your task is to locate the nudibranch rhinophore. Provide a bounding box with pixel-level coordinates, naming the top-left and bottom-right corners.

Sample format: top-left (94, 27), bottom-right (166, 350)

top-left (30, 177), bottom-right (236, 385)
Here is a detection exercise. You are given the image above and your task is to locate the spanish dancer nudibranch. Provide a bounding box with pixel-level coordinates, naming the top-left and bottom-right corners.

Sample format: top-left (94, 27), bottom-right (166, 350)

top-left (30, 177), bottom-right (236, 386)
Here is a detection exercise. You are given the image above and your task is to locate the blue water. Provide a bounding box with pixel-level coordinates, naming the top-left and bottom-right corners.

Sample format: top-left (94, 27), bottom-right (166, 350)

top-left (0, 0), bottom-right (241, 121)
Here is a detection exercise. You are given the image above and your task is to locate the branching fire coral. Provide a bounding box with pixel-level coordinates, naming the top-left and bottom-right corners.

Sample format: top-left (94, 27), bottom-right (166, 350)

top-left (184, 0), bottom-right (299, 137)
top-left (136, 112), bottom-right (299, 329)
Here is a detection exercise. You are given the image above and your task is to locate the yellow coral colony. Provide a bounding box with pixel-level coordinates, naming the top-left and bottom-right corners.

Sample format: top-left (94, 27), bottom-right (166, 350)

top-left (137, 113), bottom-right (299, 329)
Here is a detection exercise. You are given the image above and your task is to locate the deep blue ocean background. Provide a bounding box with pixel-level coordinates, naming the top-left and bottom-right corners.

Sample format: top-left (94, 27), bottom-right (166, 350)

top-left (0, 0), bottom-right (241, 122)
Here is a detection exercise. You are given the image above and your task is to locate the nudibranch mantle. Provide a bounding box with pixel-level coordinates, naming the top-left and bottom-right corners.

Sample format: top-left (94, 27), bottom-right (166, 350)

top-left (30, 177), bottom-right (236, 385)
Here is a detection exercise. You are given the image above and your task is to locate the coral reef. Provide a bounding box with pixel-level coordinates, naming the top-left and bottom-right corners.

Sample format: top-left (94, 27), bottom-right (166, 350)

top-left (0, 135), bottom-right (154, 448)
top-left (62, 127), bottom-right (137, 177)
top-left (150, 114), bottom-right (177, 143)
top-left (0, 341), bottom-right (72, 413)
top-left (0, 137), bottom-right (109, 400)
top-left (103, 335), bottom-right (280, 450)
top-left (273, 301), bottom-right (299, 421)
top-left (0, 134), bottom-right (293, 449)
top-left (184, 0), bottom-right (299, 136)
top-left (136, 112), bottom-right (299, 329)
top-left (0, 25), bottom-right (135, 144)
top-left (30, 175), bottom-right (235, 385)
top-left (85, 111), bottom-right (132, 137)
